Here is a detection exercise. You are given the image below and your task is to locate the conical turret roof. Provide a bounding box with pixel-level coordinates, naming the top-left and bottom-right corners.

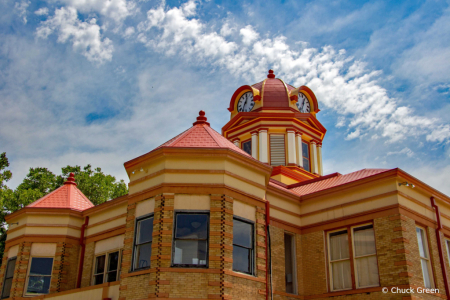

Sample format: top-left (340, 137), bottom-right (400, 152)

top-left (27, 173), bottom-right (94, 211)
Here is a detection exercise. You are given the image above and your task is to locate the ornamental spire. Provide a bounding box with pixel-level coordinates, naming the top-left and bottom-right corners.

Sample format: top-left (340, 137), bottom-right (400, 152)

top-left (193, 110), bottom-right (210, 126)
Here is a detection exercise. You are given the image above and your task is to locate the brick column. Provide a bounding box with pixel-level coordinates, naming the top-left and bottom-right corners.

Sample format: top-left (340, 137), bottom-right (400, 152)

top-left (149, 193), bottom-right (174, 299)
top-left (51, 242), bottom-right (79, 293)
top-left (374, 214), bottom-right (419, 288)
top-left (10, 242), bottom-right (31, 297)
top-left (118, 201), bottom-right (136, 300)
top-left (255, 206), bottom-right (267, 299)
top-left (0, 247), bottom-right (10, 294)
top-left (80, 242), bottom-right (95, 287)
top-left (210, 194), bottom-right (233, 300)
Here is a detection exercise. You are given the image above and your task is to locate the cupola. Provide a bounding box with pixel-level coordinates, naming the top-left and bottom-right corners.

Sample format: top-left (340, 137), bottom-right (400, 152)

top-left (223, 70), bottom-right (326, 184)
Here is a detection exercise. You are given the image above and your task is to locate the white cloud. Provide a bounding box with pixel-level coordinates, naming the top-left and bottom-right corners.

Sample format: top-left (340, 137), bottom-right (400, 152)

top-left (35, 7), bottom-right (49, 16)
top-left (387, 147), bottom-right (414, 158)
top-left (14, 1), bottom-right (30, 24)
top-left (58, 0), bottom-right (135, 23)
top-left (427, 125), bottom-right (450, 143)
top-left (220, 22), bottom-right (235, 36)
top-left (36, 7), bottom-right (114, 64)
top-left (135, 1), bottom-right (450, 144)
top-left (124, 26), bottom-right (135, 36)
top-left (137, 0), bottom-right (237, 58)
top-left (240, 25), bottom-right (258, 45)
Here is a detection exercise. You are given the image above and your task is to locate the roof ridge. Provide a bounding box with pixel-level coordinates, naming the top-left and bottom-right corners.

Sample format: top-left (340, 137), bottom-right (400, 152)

top-left (203, 125), bottom-right (224, 147)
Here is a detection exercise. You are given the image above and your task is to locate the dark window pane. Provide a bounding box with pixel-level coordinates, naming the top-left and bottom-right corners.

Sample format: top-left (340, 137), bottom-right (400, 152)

top-left (175, 214), bottom-right (208, 239)
top-left (173, 240), bottom-right (207, 265)
top-left (135, 243), bottom-right (152, 269)
top-left (106, 271), bottom-right (117, 283)
top-left (242, 141), bottom-right (252, 155)
top-left (5, 259), bottom-right (16, 278)
top-left (303, 158), bottom-right (310, 172)
top-left (29, 258), bottom-right (53, 276)
top-left (302, 142), bottom-right (309, 159)
top-left (26, 276), bottom-right (51, 294)
top-left (108, 252), bottom-right (119, 272)
top-left (2, 278), bottom-right (12, 298)
top-left (94, 274), bottom-right (104, 285)
top-left (233, 219), bottom-right (253, 248)
top-left (137, 217), bottom-right (153, 244)
top-left (95, 255), bottom-right (106, 274)
top-left (233, 246), bottom-right (250, 274)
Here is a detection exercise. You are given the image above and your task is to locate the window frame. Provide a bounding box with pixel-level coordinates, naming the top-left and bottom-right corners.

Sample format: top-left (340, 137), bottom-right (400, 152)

top-left (132, 213), bottom-right (154, 271)
top-left (301, 140), bottom-right (310, 172)
top-left (24, 256), bottom-right (54, 296)
top-left (445, 237), bottom-right (450, 267)
top-left (171, 210), bottom-right (210, 268)
top-left (326, 222), bottom-right (380, 292)
top-left (416, 225), bottom-right (435, 289)
top-left (232, 216), bottom-right (255, 276)
top-left (1, 257), bottom-right (16, 299)
top-left (92, 249), bottom-right (122, 285)
top-left (284, 232), bottom-right (298, 295)
top-left (241, 139), bottom-right (252, 156)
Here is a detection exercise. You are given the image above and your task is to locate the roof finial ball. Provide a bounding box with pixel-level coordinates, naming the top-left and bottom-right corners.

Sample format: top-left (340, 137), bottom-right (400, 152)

top-left (193, 110), bottom-right (210, 126)
top-left (64, 172), bottom-right (77, 186)
top-left (267, 69), bottom-right (275, 79)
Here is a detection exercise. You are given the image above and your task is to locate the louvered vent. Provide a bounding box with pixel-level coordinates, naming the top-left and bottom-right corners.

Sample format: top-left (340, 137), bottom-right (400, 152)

top-left (270, 134), bottom-right (286, 166)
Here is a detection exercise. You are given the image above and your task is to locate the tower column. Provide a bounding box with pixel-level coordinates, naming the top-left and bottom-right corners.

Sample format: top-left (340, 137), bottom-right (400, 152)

top-left (296, 132), bottom-right (303, 168)
top-left (318, 143), bottom-right (323, 176)
top-left (251, 131), bottom-right (258, 159)
top-left (286, 129), bottom-right (297, 165)
top-left (311, 140), bottom-right (319, 174)
top-left (232, 138), bottom-right (240, 148)
top-left (258, 129), bottom-right (268, 163)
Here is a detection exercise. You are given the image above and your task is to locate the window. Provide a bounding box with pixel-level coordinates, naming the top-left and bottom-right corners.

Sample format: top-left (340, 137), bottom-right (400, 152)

top-left (446, 239), bottom-right (450, 266)
top-left (416, 227), bottom-right (434, 288)
top-left (270, 134), bottom-right (286, 166)
top-left (302, 141), bottom-right (310, 172)
top-left (352, 225), bottom-right (379, 288)
top-left (327, 224), bottom-right (379, 291)
top-left (25, 257), bottom-right (53, 295)
top-left (233, 218), bottom-right (254, 275)
top-left (172, 213), bottom-right (208, 267)
top-left (242, 140), bottom-right (252, 156)
top-left (93, 250), bottom-right (121, 285)
top-left (284, 233), bottom-right (297, 294)
top-left (133, 215), bottom-right (153, 270)
top-left (1, 257), bottom-right (16, 299)
top-left (329, 230), bottom-right (351, 291)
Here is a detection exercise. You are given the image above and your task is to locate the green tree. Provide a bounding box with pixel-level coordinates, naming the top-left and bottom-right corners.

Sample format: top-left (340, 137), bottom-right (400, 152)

top-left (0, 153), bottom-right (128, 264)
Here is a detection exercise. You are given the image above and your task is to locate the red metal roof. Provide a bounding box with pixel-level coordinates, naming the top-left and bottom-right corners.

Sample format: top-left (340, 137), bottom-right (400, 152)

top-left (155, 111), bottom-right (252, 157)
top-left (288, 168), bottom-right (392, 196)
top-left (27, 173), bottom-right (94, 211)
top-left (251, 71), bottom-right (290, 108)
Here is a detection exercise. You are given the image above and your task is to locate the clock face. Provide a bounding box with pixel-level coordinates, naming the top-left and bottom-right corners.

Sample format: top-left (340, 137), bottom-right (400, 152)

top-left (296, 93), bottom-right (311, 113)
top-left (237, 92), bottom-right (255, 112)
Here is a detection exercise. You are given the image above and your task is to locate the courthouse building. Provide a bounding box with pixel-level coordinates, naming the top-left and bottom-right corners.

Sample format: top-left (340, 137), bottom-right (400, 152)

top-left (2, 70), bottom-right (450, 300)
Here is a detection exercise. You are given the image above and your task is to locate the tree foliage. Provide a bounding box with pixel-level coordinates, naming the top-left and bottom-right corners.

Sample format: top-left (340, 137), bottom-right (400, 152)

top-left (0, 152), bottom-right (128, 263)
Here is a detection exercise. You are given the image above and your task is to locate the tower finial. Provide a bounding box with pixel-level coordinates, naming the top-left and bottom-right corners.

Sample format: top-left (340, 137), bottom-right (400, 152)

top-left (193, 110), bottom-right (210, 126)
top-left (267, 69), bottom-right (275, 79)
top-left (64, 172), bottom-right (77, 186)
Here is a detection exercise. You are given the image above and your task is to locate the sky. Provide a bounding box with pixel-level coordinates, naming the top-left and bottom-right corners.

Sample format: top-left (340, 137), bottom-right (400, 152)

top-left (0, 0), bottom-right (449, 195)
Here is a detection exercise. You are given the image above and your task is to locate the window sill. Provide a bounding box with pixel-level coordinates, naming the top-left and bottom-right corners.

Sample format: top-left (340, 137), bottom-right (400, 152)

top-left (225, 270), bottom-right (265, 282)
top-left (326, 286), bottom-right (382, 297)
top-left (121, 267), bottom-right (155, 278)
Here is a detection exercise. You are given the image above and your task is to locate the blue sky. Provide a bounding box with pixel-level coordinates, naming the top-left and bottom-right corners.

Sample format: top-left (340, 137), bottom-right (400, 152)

top-left (1, 0), bottom-right (449, 194)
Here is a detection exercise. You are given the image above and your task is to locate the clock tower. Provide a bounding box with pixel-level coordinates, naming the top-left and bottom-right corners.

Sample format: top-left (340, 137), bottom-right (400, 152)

top-left (222, 70), bottom-right (326, 184)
